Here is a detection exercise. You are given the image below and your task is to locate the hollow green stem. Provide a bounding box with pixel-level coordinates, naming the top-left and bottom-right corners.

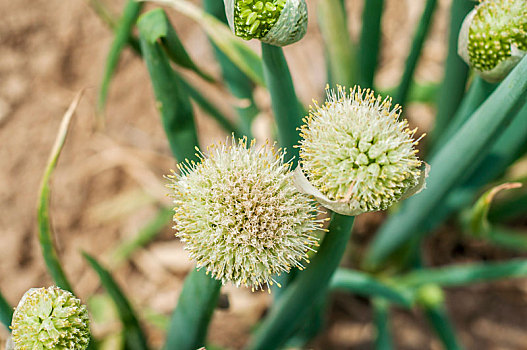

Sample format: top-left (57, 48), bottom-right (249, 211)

top-left (164, 269), bottom-right (222, 350)
top-left (430, 0), bottom-right (474, 145)
top-left (261, 43), bottom-right (304, 165)
top-left (318, 0), bottom-right (357, 87)
top-left (247, 214), bottom-right (355, 350)
top-left (330, 269), bottom-right (413, 307)
top-left (359, 0), bottom-right (384, 88)
top-left (373, 298), bottom-right (392, 350)
top-left (423, 303), bottom-right (463, 350)
top-left (395, 0), bottom-right (438, 107)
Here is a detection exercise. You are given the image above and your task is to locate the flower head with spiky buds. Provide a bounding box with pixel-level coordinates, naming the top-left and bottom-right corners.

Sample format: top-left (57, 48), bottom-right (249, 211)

top-left (167, 137), bottom-right (322, 291)
top-left (11, 286), bottom-right (90, 350)
top-left (295, 86), bottom-right (428, 216)
top-left (458, 0), bottom-right (527, 82)
top-left (223, 0), bottom-right (308, 46)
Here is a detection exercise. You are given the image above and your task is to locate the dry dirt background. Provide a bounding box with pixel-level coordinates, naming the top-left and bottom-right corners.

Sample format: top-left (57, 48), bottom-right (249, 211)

top-left (1, 0), bottom-right (527, 349)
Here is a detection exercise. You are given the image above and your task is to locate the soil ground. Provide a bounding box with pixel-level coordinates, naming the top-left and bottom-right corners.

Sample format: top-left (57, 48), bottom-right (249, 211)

top-left (1, 0), bottom-right (526, 349)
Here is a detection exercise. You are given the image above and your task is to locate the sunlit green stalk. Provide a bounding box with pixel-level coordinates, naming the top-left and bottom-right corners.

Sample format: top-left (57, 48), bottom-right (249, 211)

top-left (395, 0), bottom-right (438, 107)
top-left (318, 0), bottom-right (357, 87)
top-left (261, 43), bottom-right (304, 164)
top-left (359, 0), bottom-right (384, 88)
top-left (366, 56), bottom-right (527, 267)
top-left (247, 214), bottom-right (355, 350)
top-left (430, 0), bottom-right (474, 145)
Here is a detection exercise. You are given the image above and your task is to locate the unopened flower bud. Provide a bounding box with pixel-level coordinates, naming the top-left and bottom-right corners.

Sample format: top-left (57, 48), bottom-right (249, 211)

top-left (296, 86), bottom-right (428, 216)
top-left (224, 0), bottom-right (308, 46)
top-left (167, 137), bottom-right (322, 291)
top-left (458, 0), bottom-right (527, 82)
top-left (11, 286), bottom-right (90, 350)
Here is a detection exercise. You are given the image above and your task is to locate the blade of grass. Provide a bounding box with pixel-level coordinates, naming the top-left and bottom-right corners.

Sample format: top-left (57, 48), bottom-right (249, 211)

top-left (373, 298), bottom-right (392, 350)
top-left (37, 91), bottom-right (84, 292)
top-left (138, 11), bottom-right (199, 161)
top-left (359, 0), bottom-right (384, 88)
top-left (111, 207), bottom-right (173, 265)
top-left (247, 214), bottom-right (355, 350)
top-left (83, 253), bottom-right (149, 350)
top-left (164, 269), bottom-right (221, 350)
top-left (261, 43), bottom-right (304, 165)
top-left (144, 0), bottom-right (265, 87)
top-left (202, 0), bottom-right (258, 137)
top-left (318, 0), bottom-right (357, 87)
top-left (98, 0), bottom-right (143, 114)
top-left (365, 56), bottom-right (527, 268)
top-left (330, 269), bottom-right (413, 307)
top-left (0, 290), bottom-right (12, 332)
top-left (398, 259), bottom-right (527, 288)
top-left (429, 0), bottom-right (474, 145)
top-left (394, 0), bottom-right (438, 107)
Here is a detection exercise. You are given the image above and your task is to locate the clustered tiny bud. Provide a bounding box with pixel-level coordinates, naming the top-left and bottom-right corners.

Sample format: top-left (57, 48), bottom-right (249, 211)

top-left (458, 0), bottom-right (527, 82)
top-left (167, 137), bottom-right (322, 291)
top-left (11, 286), bottom-right (90, 350)
top-left (224, 0), bottom-right (308, 46)
top-left (296, 86), bottom-right (426, 216)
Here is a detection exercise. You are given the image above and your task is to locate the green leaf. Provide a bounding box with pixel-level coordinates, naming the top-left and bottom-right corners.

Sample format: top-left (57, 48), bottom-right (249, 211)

top-left (164, 269), bottom-right (221, 350)
top-left (0, 290), bottom-right (12, 332)
top-left (421, 298), bottom-right (464, 350)
top-left (83, 253), bottom-right (149, 350)
top-left (137, 8), bottom-right (214, 82)
top-left (98, 0), bottom-right (144, 113)
top-left (488, 189), bottom-right (527, 223)
top-left (318, 0), bottom-right (357, 87)
top-left (145, 0), bottom-right (265, 87)
top-left (330, 269), bottom-right (413, 307)
top-left (372, 298), bottom-right (392, 350)
top-left (366, 56), bottom-right (527, 268)
top-left (138, 10), bottom-right (199, 162)
top-left (261, 43), bottom-right (304, 166)
top-left (359, 0), bottom-right (384, 88)
top-left (37, 92), bottom-right (84, 292)
top-left (398, 259), bottom-right (527, 288)
top-left (429, 0), bottom-right (474, 145)
top-left (247, 214), bottom-right (355, 350)
top-left (111, 207), bottom-right (173, 265)
top-left (395, 0), bottom-right (438, 107)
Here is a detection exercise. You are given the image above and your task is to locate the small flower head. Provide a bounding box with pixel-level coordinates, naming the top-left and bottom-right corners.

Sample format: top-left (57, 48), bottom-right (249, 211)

top-left (167, 137), bottom-right (322, 291)
top-left (224, 0), bottom-right (308, 46)
top-left (458, 0), bottom-right (527, 82)
top-left (11, 286), bottom-right (90, 350)
top-left (297, 86), bottom-right (427, 216)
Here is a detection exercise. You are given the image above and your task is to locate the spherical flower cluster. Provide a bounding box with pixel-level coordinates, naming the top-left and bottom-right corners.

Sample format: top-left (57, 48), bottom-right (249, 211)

top-left (167, 137), bottom-right (322, 291)
top-left (224, 0), bottom-right (308, 46)
top-left (296, 86), bottom-right (427, 216)
top-left (458, 0), bottom-right (527, 82)
top-left (11, 286), bottom-right (90, 350)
